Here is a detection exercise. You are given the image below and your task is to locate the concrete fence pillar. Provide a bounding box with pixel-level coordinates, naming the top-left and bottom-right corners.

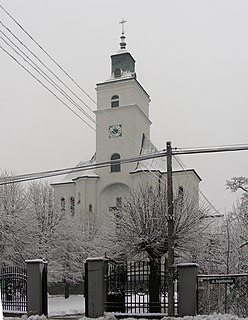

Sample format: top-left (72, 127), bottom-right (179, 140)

top-left (85, 258), bottom-right (108, 318)
top-left (25, 259), bottom-right (48, 316)
top-left (177, 263), bottom-right (198, 317)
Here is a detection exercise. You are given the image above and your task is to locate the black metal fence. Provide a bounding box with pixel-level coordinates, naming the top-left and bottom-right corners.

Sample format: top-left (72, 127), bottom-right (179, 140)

top-left (0, 266), bottom-right (27, 314)
top-left (105, 260), bottom-right (178, 315)
top-left (197, 273), bottom-right (248, 317)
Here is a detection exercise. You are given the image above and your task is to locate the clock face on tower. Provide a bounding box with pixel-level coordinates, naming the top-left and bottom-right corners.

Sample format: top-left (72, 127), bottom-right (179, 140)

top-left (109, 125), bottom-right (122, 138)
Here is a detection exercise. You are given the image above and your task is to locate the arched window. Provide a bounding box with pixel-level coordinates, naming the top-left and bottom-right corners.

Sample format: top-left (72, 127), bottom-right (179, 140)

top-left (70, 197), bottom-right (75, 215)
top-left (178, 186), bottom-right (184, 207)
top-left (111, 153), bottom-right (121, 172)
top-left (111, 95), bottom-right (119, 108)
top-left (61, 197), bottom-right (65, 212)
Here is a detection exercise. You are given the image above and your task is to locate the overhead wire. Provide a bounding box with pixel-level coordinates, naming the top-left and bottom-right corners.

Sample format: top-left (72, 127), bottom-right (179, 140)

top-left (0, 8), bottom-right (167, 189)
top-left (0, 28), bottom-right (96, 126)
top-left (0, 20), bottom-right (96, 118)
top-left (0, 43), bottom-right (96, 131)
top-left (172, 154), bottom-right (224, 217)
top-left (0, 150), bottom-right (167, 185)
top-left (0, 4), bottom-right (167, 180)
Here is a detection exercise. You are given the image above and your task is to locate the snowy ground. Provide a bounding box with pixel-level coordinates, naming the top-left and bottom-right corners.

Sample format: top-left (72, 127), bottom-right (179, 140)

top-left (2, 295), bottom-right (248, 320)
top-left (48, 295), bottom-right (85, 317)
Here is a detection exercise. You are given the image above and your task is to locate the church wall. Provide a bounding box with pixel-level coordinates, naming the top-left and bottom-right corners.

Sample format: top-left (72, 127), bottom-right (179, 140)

top-left (96, 79), bottom-right (150, 117)
top-left (52, 182), bottom-right (76, 212)
top-left (74, 177), bottom-right (98, 217)
top-left (95, 105), bottom-right (150, 166)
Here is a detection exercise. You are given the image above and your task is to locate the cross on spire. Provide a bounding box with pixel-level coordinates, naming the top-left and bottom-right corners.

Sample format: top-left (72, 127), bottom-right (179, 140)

top-left (119, 18), bottom-right (127, 50)
top-left (119, 18), bottom-right (127, 35)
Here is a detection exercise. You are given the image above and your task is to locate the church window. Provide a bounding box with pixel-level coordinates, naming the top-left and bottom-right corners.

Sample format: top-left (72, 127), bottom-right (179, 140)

top-left (70, 197), bottom-right (75, 215)
top-left (111, 95), bottom-right (119, 108)
top-left (116, 197), bottom-right (122, 208)
top-left (178, 186), bottom-right (184, 207)
top-left (111, 153), bottom-right (121, 172)
top-left (77, 192), bottom-right (81, 204)
top-left (61, 197), bottom-right (65, 212)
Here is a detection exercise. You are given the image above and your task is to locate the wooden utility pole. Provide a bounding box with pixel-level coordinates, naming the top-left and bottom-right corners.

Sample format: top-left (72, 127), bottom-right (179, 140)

top-left (166, 141), bottom-right (174, 317)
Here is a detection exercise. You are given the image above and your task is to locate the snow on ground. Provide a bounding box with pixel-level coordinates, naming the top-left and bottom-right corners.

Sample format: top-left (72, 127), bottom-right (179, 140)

top-left (48, 295), bottom-right (85, 317)
top-left (2, 295), bottom-right (248, 320)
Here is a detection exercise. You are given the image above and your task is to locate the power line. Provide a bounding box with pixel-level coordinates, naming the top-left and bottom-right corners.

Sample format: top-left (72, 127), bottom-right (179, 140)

top-left (0, 150), bottom-right (167, 185)
top-left (0, 29), bottom-right (96, 126)
top-left (0, 17), bottom-right (165, 189)
top-left (0, 4), bottom-right (97, 106)
top-left (0, 5), bottom-right (168, 187)
top-left (173, 145), bottom-right (248, 155)
top-left (0, 43), bottom-right (96, 131)
top-left (2, 5), bottom-right (248, 193)
top-left (1, 143), bottom-right (248, 186)
top-left (0, 20), bottom-right (96, 117)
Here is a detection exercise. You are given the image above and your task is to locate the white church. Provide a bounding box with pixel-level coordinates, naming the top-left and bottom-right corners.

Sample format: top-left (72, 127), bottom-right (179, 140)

top-left (52, 25), bottom-right (201, 217)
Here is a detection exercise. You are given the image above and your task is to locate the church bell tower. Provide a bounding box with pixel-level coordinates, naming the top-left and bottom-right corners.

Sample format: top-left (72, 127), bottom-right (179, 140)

top-left (94, 20), bottom-right (151, 184)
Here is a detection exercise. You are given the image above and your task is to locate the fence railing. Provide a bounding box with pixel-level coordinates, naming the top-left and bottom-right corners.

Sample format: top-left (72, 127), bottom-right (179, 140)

top-left (0, 266), bottom-right (27, 314)
top-left (197, 273), bottom-right (248, 317)
top-left (105, 260), bottom-right (178, 315)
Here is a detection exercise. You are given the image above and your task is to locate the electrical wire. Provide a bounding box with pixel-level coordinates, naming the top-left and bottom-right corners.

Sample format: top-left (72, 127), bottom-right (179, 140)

top-left (172, 155), bottom-right (224, 217)
top-left (0, 15), bottom-right (165, 190)
top-left (0, 150), bottom-right (167, 185)
top-left (0, 5), bottom-right (168, 187)
top-left (0, 44), bottom-right (96, 131)
top-left (0, 30), bottom-right (96, 125)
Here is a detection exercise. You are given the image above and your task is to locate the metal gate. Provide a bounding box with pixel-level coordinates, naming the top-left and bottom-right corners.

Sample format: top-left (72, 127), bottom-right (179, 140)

top-left (197, 273), bottom-right (248, 317)
top-left (105, 260), bottom-right (178, 315)
top-left (0, 266), bottom-right (27, 314)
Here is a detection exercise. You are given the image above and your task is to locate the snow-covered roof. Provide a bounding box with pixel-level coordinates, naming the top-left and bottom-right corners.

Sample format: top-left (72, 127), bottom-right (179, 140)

top-left (131, 135), bottom-right (189, 174)
top-left (54, 154), bottom-right (98, 184)
top-left (131, 135), bottom-right (167, 173)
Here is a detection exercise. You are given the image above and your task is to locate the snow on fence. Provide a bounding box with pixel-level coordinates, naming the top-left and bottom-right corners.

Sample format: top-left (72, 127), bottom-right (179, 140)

top-left (0, 266), bottom-right (27, 314)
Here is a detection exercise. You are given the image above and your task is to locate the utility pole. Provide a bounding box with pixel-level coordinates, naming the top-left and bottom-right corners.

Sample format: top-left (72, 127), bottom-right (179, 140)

top-left (166, 141), bottom-right (174, 317)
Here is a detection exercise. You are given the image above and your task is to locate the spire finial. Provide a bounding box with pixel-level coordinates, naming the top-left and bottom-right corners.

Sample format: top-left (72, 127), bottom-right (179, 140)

top-left (119, 18), bottom-right (127, 50)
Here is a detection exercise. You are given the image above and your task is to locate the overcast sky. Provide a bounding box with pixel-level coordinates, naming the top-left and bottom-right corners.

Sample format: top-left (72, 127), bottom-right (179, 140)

top-left (1, 0), bottom-right (248, 213)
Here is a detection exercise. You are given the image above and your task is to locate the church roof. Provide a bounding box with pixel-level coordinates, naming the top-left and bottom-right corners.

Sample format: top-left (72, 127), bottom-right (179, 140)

top-left (131, 134), bottom-right (166, 173)
top-left (54, 154), bottom-right (98, 184)
top-left (131, 134), bottom-right (191, 174)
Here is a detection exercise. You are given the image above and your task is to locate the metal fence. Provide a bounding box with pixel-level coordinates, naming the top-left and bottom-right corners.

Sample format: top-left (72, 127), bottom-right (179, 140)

top-left (105, 260), bottom-right (178, 315)
top-left (0, 266), bottom-right (27, 314)
top-left (197, 274), bottom-right (248, 317)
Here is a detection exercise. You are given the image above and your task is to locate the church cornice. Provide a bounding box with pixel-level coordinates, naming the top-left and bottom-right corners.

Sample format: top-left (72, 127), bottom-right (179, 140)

top-left (94, 103), bottom-right (152, 125)
top-left (72, 175), bottom-right (99, 182)
top-left (130, 169), bottom-right (202, 181)
top-left (96, 77), bottom-right (150, 101)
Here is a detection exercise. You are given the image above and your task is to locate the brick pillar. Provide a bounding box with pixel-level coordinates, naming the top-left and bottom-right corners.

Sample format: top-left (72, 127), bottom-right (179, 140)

top-left (25, 259), bottom-right (48, 316)
top-left (85, 258), bottom-right (108, 318)
top-left (177, 263), bottom-right (198, 317)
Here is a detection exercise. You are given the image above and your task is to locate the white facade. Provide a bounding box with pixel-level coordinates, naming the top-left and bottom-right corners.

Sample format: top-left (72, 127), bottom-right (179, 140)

top-left (52, 35), bottom-right (201, 218)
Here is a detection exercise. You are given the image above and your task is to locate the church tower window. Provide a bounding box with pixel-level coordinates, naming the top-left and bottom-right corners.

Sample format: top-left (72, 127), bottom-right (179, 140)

top-left (70, 197), bottom-right (75, 215)
top-left (111, 95), bottom-right (119, 108)
top-left (111, 153), bottom-right (121, 172)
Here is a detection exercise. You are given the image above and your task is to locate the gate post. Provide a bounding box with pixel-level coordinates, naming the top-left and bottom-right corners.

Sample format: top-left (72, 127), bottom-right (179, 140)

top-left (177, 263), bottom-right (198, 317)
top-left (85, 258), bottom-right (108, 318)
top-left (25, 259), bottom-right (48, 316)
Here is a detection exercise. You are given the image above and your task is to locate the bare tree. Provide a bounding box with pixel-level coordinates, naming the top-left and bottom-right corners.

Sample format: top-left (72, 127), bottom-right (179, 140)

top-left (98, 183), bottom-right (210, 311)
top-left (0, 171), bottom-right (28, 266)
top-left (226, 176), bottom-right (248, 270)
top-left (101, 184), bottom-right (209, 261)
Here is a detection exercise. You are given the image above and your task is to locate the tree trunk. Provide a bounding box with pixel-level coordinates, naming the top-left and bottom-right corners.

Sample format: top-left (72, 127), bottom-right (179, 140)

top-left (65, 281), bottom-right (70, 299)
top-left (149, 257), bottom-right (161, 313)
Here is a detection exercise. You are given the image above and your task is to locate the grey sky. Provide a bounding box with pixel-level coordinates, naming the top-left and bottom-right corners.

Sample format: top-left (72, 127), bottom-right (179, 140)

top-left (1, 0), bottom-right (248, 212)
